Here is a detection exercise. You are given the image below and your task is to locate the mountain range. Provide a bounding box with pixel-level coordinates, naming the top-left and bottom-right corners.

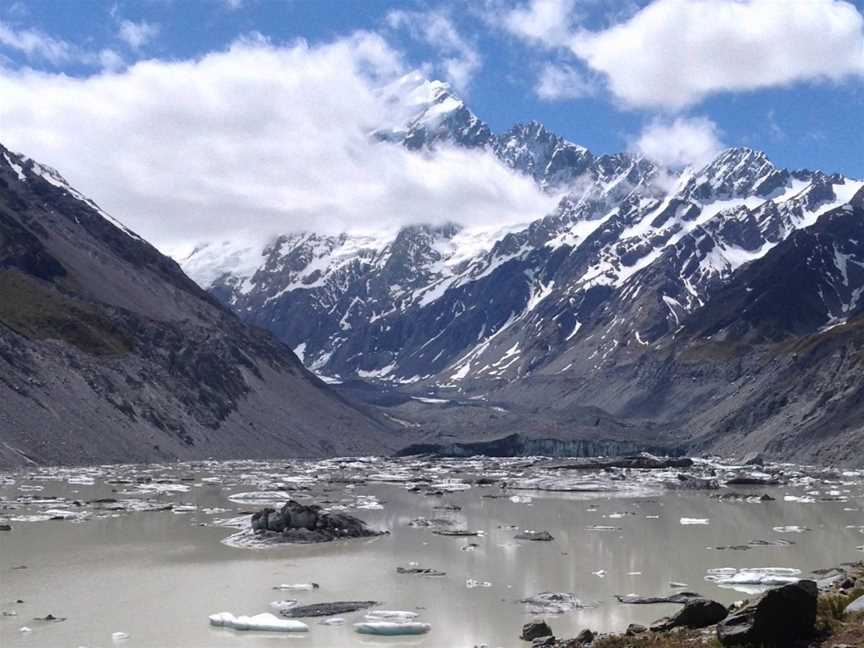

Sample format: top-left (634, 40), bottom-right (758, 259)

top-left (2, 73), bottom-right (863, 467)
top-left (181, 74), bottom-right (864, 465)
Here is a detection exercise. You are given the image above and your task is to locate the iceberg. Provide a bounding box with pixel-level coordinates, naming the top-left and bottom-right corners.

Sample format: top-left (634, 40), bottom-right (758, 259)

top-left (208, 612), bottom-right (309, 632)
top-left (354, 621), bottom-right (431, 635)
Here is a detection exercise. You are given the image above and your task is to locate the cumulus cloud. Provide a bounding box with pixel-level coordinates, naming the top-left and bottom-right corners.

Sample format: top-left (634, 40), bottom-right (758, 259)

top-left (0, 33), bottom-right (557, 256)
top-left (630, 116), bottom-right (724, 168)
top-left (118, 20), bottom-right (160, 50)
top-left (535, 62), bottom-right (595, 100)
top-left (500, 0), bottom-right (577, 47)
top-left (386, 9), bottom-right (481, 93)
top-left (500, 0), bottom-right (864, 109)
top-left (573, 0), bottom-right (864, 109)
top-left (0, 20), bottom-right (73, 63)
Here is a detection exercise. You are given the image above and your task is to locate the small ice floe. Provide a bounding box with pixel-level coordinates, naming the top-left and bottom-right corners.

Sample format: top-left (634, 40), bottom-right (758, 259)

top-left (209, 612), bottom-right (308, 632)
top-left (520, 592), bottom-right (593, 615)
top-left (593, 570), bottom-right (607, 578)
top-left (365, 611), bottom-right (419, 621)
top-left (627, 571), bottom-right (642, 576)
top-left (227, 491), bottom-right (286, 505)
top-left (355, 495), bottom-right (383, 510)
top-left (273, 583), bottom-right (320, 591)
top-left (773, 525), bottom-right (810, 533)
top-left (19, 626), bottom-right (31, 633)
top-left (269, 600), bottom-right (298, 611)
top-left (319, 617), bottom-right (344, 625)
top-left (586, 525), bottom-right (621, 532)
top-left (783, 495), bottom-right (815, 503)
top-left (172, 505), bottom-right (198, 514)
top-left (680, 517), bottom-right (709, 525)
top-left (705, 567), bottom-right (801, 592)
top-left (111, 631), bottom-right (130, 641)
top-left (354, 621), bottom-right (431, 635)
top-left (509, 495), bottom-right (533, 504)
top-left (670, 582), bottom-right (689, 588)
top-left (466, 579), bottom-right (492, 588)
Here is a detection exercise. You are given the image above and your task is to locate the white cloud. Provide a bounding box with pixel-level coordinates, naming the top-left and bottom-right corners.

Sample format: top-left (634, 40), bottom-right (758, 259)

top-left (630, 116), bottom-right (724, 168)
top-left (0, 20), bottom-right (72, 63)
top-left (500, 0), bottom-right (578, 47)
top-left (0, 33), bottom-right (557, 256)
top-left (571, 0), bottom-right (864, 109)
top-left (98, 48), bottom-right (125, 72)
top-left (118, 20), bottom-right (160, 50)
top-left (386, 10), bottom-right (481, 93)
top-left (535, 62), bottom-right (595, 100)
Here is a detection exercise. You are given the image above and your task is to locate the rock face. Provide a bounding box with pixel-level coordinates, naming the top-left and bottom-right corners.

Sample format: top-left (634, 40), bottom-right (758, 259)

top-left (251, 500), bottom-right (384, 543)
top-left (716, 580), bottom-right (817, 646)
top-left (0, 144), bottom-right (398, 468)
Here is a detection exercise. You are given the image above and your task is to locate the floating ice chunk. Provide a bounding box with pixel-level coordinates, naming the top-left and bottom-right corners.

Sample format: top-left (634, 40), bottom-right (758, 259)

top-left (209, 612), bottom-right (309, 632)
top-left (19, 626), bottom-right (31, 633)
top-left (354, 621), bottom-right (431, 635)
top-left (273, 583), bottom-right (320, 591)
top-left (520, 592), bottom-right (594, 615)
top-left (111, 631), bottom-right (130, 641)
top-left (365, 610), bottom-right (420, 621)
top-left (269, 600), bottom-right (298, 611)
top-left (784, 495), bottom-right (815, 503)
top-left (593, 570), bottom-right (607, 577)
top-left (773, 525), bottom-right (810, 533)
top-left (320, 617), bottom-right (344, 625)
top-left (680, 518), bottom-right (709, 525)
top-left (509, 495), bottom-right (533, 504)
top-left (705, 567), bottom-right (801, 590)
top-left (466, 579), bottom-right (492, 588)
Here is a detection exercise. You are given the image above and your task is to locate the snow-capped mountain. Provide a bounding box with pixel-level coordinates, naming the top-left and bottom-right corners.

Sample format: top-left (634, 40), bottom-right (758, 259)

top-left (182, 76), bottom-right (863, 401)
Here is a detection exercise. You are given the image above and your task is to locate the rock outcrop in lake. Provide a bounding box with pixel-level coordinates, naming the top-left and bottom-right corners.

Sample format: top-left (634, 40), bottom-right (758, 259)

top-left (251, 500), bottom-right (385, 543)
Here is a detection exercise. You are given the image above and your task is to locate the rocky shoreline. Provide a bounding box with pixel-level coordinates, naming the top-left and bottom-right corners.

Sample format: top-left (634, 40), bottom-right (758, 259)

top-left (519, 564), bottom-right (864, 647)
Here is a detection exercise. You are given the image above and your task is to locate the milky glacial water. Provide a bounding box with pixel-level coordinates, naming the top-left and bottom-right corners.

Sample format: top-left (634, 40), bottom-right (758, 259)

top-left (1, 458), bottom-right (863, 648)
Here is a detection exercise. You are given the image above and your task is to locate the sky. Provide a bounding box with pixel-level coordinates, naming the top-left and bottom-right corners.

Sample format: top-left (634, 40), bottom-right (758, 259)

top-left (0, 0), bottom-right (862, 254)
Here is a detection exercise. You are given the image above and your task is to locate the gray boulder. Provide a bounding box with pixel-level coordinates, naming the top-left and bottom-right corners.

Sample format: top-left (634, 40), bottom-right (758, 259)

top-left (845, 594), bottom-right (864, 614)
top-left (716, 580), bottom-right (817, 646)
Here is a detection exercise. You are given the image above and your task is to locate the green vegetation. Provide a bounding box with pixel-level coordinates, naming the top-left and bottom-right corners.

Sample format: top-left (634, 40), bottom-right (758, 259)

top-left (0, 270), bottom-right (131, 355)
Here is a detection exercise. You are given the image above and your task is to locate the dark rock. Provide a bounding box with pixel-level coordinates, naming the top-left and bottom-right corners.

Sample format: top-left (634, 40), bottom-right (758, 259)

top-left (652, 599), bottom-right (728, 631)
top-left (615, 592), bottom-right (704, 605)
top-left (725, 475), bottom-right (781, 486)
top-left (575, 629), bottom-right (595, 644)
top-left (531, 636), bottom-right (558, 647)
top-left (665, 474), bottom-right (720, 490)
top-left (626, 623), bottom-right (647, 635)
top-left (280, 601), bottom-right (378, 618)
top-left (0, 524), bottom-right (11, 531)
top-left (251, 500), bottom-right (384, 543)
top-left (716, 580), bottom-right (817, 646)
top-left (432, 529), bottom-right (480, 537)
top-left (397, 566), bottom-right (446, 577)
top-left (521, 620), bottom-right (553, 641)
top-left (515, 530), bottom-right (554, 541)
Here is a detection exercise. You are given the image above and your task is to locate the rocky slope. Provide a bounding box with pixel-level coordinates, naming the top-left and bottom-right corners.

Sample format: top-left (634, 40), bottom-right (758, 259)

top-left (0, 144), bottom-right (401, 468)
top-left (180, 76), bottom-right (864, 463)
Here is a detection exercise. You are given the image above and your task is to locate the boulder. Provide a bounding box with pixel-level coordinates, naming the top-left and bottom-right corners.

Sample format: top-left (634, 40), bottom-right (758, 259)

top-left (521, 620), bottom-right (553, 641)
top-left (251, 500), bottom-right (384, 543)
top-left (651, 598), bottom-right (727, 631)
top-left (844, 594), bottom-right (864, 614)
top-left (716, 580), bottom-right (817, 646)
top-left (626, 623), bottom-right (647, 635)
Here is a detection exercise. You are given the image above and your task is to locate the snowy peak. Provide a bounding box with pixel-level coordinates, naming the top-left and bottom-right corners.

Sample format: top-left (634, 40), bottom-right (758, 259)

top-left (494, 121), bottom-right (593, 189)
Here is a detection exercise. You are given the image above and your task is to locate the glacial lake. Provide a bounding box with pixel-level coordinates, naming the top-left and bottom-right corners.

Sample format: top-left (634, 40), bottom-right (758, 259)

top-left (1, 457), bottom-right (863, 647)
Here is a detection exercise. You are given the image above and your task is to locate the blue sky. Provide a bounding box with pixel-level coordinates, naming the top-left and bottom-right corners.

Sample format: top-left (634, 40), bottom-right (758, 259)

top-left (0, 1), bottom-right (862, 251)
top-left (3, 0), bottom-right (862, 176)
